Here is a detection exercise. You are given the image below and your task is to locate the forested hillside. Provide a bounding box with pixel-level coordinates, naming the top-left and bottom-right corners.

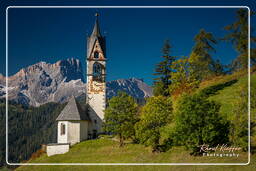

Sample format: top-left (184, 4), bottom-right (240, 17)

top-left (0, 100), bottom-right (66, 168)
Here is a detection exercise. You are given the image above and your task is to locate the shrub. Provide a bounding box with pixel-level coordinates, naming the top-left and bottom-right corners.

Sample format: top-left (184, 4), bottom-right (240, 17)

top-left (172, 93), bottom-right (230, 155)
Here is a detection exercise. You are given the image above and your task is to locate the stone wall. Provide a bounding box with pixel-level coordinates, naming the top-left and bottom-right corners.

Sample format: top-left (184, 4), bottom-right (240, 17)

top-left (46, 143), bottom-right (70, 156)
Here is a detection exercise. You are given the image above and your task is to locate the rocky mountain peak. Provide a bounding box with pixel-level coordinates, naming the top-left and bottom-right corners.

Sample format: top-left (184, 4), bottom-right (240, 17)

top-left (0, 58), bottom-right (152, 106)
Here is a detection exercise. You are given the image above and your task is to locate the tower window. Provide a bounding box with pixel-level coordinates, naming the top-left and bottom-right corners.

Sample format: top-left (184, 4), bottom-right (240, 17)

top-left (60, 123), bottom-right (65, 135)
top-left (93, 62), bottom-right (102, 77)
top-left (94, 51), bottom-right (99, 58)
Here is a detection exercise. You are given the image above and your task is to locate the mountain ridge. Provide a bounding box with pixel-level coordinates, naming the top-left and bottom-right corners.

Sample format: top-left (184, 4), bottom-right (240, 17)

top-left (0, 58), bottom-right (152, 106)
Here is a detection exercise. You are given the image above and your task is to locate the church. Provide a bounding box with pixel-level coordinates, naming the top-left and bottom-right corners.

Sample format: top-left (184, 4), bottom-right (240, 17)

top-left (47, 13), bottom-right (107, 156)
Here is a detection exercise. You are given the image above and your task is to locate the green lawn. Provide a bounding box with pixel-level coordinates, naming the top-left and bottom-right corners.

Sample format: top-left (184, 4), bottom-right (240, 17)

top-left (208, 73), bottom-right (252, 120)
top-left (15, 138), bottom-right (254, 171)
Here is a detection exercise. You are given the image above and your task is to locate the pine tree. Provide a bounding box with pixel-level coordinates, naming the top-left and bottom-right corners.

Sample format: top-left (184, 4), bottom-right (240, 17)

top-left (153, 40), bottom-right (176, 96)
top-left (104, 91), bottom-right (138, 147)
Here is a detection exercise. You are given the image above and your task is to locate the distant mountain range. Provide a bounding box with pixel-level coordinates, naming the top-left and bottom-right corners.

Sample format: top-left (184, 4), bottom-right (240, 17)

top-left (0, 58), bottom-right (153, 106)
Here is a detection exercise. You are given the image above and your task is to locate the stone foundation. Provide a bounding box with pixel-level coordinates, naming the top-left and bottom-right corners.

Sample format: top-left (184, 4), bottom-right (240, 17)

top-left (46, 143), bottom-right (70, 156)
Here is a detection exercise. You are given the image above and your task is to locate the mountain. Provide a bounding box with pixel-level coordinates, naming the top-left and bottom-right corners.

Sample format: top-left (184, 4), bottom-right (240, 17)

top-left (107, 78), bottom-right (152, 99)
top-left (0, 58), bottom-right (152, 106)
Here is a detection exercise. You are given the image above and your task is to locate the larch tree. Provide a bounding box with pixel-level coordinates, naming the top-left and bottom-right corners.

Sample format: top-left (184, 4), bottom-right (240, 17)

top-left (223, 9), bottom-right (256, 70)
top-left (189, 29), bottom-right (217, 80)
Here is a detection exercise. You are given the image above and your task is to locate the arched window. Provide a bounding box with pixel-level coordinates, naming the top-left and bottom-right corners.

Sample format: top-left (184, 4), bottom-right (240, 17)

top-left (60, 123), bottom-right (65, 135)
top-left (93, 62), bottom-right (102, 77)
top-left (94, 51), bottom-right (99, 58)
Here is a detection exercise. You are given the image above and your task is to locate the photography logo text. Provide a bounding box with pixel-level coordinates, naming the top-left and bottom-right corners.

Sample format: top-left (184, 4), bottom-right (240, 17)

top-left (200, 144), bottom-right (242, 157)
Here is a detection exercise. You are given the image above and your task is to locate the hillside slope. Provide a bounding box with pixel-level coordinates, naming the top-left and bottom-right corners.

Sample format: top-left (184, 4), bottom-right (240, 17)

top-left (16, 138), bottom-right (253, 171)
top-left (16, 72), bottom-right (256, 171)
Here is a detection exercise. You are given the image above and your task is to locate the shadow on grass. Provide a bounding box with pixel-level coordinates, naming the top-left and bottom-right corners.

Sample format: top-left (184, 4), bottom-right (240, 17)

top-left (199, 79), bottom-right (238, 98)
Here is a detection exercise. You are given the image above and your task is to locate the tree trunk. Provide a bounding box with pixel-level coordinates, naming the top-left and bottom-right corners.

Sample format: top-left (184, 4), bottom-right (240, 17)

top-left (119, 134), bottom-right (124, 147)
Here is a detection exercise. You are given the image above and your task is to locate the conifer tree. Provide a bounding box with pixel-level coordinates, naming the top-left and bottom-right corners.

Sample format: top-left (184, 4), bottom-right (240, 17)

top-left (153, 40), bottom-right (176, 96)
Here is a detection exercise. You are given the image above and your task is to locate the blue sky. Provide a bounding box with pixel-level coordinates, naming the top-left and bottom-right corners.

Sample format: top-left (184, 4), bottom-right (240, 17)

top-left (0, 0), bottom-right (255, 85)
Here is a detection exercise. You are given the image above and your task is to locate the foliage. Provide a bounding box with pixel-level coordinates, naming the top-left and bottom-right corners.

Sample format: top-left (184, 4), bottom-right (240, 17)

top-left (0, 99), bottom-right (66, 168)
top-left (211, 59), bottom-right (225, 76)
top-left (172, 94), bottom-right (230, 155)
top-left (189, 29), bottom-right (217, 80)
top-left (153, 40), bottom-right (176, 96)
top-left (152, 81), bottom-right (166, 97)
top-left (135, 96), bottom-right (172, 152)
top-left (168, 56), bottom-right (199, 96)
top-left (223, 9), bottom-right (255, 70)
top-left (104, 91), bottom-right (138, 147)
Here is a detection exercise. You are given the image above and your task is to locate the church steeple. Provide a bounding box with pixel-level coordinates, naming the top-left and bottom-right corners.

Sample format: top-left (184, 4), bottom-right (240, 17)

top-left (91, 13), bottom-right (101, 37)
top-left (86, 12), bottom-right (107, 136)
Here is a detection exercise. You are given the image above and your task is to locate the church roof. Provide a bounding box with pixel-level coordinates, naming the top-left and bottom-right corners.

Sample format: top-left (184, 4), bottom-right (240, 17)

top-left (87, 13), bottom-right (106, 59)
top-left (91, 13), bottom-right (101, 37)
top-left (56, 96), bottom-right (90, 121)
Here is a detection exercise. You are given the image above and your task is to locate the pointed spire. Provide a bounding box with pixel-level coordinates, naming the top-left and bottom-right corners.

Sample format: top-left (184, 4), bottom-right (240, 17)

top-left (91, 13), bottom-right (101, 37)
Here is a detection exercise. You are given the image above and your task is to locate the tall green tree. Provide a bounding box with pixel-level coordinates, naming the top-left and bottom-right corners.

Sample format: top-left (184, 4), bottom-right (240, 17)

top-left (153, 40), bottom-right (176, 96)
top-left (169, 56), bottom-right (199, 96)
top-left (135, 96), bottom-right (172, 152)
top-left (104, 91), bottom-right (138, 147)
top-left (189, 29), bottom-right (217, 80)
top-left (172, 94), bottom-right (229, 155)
top-left (223, 9), bottom-right (256, 70)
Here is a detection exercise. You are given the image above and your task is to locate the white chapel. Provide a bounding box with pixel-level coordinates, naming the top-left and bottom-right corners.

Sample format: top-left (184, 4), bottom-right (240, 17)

top-left (47, 13), bottom-right (107, 156)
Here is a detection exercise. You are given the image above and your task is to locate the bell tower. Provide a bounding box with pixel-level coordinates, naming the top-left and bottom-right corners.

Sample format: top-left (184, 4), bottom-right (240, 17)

top-left (86, 13), bottom-right (106, 136)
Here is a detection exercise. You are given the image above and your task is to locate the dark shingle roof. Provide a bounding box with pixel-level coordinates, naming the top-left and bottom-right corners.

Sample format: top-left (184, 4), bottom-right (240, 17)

top-left (56, 96), bottom-right (90, 121)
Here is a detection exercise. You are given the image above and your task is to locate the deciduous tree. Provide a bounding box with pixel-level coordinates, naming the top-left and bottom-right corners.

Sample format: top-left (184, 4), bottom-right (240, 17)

top-left (104, 91), bottom-right (138, 147)
top-left (135, 96), bottom-right (172, 152)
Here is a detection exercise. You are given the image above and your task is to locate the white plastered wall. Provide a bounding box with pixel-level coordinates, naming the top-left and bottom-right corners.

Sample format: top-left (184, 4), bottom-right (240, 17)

top-left (57, 121), bottom-right (68, 144)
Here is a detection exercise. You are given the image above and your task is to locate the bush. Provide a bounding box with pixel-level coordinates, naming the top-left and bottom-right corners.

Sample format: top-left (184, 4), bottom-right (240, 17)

top-left (172, 93), bottom-right (230, 155)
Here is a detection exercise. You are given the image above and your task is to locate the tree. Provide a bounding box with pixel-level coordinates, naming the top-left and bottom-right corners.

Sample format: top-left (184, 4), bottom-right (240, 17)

top-left (135, 96), bottom-right (172, 152)
top-left (172, 94), bottom-right (229, 155)
top-left (189, 29), bottom-right (217, 80)
top-left (104, 91), bottom-right (138, 147)
top-left (169, 56), bottom-right (199, 96)
top-left (223, 9), bottom-right (256, 70)
top-left (153, 40), bottom-right (176, 96)
top-left (211, 59), bottom-right (225, 76)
